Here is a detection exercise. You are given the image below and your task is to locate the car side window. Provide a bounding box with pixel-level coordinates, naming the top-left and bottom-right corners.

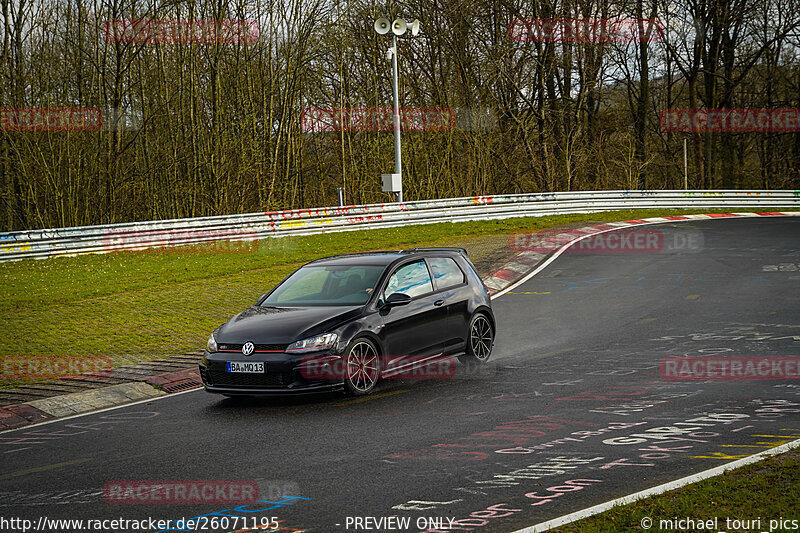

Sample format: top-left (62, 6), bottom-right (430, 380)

top-left (428, 257), bottom-right (465, 289)
top-left (384, 261), bottom-right (434, 299)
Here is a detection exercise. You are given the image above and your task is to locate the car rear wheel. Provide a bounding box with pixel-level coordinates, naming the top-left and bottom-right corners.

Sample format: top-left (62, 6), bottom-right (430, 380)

top-left (460, 313), bottom-right (494, 365)
top-left (343, 338), bottom-right (380, 395)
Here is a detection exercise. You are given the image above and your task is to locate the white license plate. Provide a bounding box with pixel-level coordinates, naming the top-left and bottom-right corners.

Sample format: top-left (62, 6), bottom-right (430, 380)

top-left (227, 361), bottom-right (264, 373)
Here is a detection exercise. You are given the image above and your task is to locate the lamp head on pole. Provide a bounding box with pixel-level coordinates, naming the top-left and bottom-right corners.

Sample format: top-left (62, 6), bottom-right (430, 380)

top-left (374, 17), bottom-right (420, 37)
top-left (374, 18), bottom-right (390, 35)
top-left (391, 18), bottom-right (407, 35)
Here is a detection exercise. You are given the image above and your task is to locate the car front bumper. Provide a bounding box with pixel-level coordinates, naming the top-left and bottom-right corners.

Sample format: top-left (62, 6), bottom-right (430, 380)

top-left (198, 350), bottom-right (345, 395)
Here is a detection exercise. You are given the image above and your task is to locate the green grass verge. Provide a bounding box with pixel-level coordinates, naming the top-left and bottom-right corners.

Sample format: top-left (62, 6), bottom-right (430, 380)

top-left (1, 208), bottom-right (797, 385)
top-left (553, 449), bottom-right (800, 532)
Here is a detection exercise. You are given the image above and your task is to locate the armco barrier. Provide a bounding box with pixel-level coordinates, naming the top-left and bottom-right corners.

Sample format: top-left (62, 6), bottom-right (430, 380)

top-left (0, 190), bottom-right (798, 262)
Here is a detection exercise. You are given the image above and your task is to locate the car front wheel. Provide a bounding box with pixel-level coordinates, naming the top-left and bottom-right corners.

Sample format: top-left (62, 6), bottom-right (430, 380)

top-left (343, 338), bottom-right (380, 395)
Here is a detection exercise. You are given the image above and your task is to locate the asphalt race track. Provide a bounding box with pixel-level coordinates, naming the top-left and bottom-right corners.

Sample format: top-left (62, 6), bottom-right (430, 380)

top-left (2, 217), bottom-right (799, 533)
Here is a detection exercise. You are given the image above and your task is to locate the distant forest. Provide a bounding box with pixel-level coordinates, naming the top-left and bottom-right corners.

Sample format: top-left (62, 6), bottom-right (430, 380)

top-left (1, 0), bottom-right (799, 230)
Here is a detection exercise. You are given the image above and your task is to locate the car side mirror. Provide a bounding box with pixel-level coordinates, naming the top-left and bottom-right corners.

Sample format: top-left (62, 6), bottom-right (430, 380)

top-left (256, 293), bottom-right (268, 305)
top-left (384, 292), bottom-right (411, 307)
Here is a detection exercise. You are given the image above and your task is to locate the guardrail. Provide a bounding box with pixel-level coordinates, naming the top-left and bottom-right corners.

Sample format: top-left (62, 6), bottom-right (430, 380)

top-left (1, 189), bottom-right (798, 262)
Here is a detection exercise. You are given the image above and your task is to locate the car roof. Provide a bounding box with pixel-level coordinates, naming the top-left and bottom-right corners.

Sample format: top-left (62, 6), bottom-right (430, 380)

top-left (306, 248), bottom-right (468, 267)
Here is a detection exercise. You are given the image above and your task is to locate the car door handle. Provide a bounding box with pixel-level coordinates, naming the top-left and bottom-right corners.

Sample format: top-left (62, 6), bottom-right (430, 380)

top-left (434, 299), bottom-right (445, 306)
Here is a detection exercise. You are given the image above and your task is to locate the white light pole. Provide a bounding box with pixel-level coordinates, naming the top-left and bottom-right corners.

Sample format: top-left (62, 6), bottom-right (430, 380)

top-left (374, 17), bottom-right (420, 203)
top-left (683, 137), bottom-right (688, 190)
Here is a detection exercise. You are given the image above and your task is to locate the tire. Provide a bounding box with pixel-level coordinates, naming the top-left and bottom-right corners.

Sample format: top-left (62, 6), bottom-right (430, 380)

top-left (459, 313), bottom-right (494, 366)
top-left (343, 338), bottom-right (381, 396)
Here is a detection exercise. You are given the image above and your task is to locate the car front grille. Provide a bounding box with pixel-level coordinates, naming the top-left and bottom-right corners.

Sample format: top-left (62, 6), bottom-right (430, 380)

top-left (206, 369), bottom-right (293, 388)
top-left (217, 343), bottom-right (288, 352)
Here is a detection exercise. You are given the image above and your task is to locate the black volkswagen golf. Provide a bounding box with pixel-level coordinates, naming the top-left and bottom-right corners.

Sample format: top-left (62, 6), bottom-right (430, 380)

top-left (199, 248), bottom-right (495, 396)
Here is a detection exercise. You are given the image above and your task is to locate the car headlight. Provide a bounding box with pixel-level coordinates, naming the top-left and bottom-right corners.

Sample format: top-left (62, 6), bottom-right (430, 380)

top-left (287, 333), bottom-right (338, 354)
top-left (206, 333), bottom-right (218, 353)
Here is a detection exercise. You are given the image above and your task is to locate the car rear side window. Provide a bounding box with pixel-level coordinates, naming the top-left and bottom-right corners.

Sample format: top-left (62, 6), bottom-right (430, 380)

top-left (385, 260), bottom-right (433, 298)
top-left (428, 257), bottom-right (465, 289)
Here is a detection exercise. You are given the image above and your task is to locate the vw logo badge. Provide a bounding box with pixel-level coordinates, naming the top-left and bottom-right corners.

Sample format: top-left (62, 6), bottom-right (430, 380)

top-left (242, 342), bottom-right (255, 356)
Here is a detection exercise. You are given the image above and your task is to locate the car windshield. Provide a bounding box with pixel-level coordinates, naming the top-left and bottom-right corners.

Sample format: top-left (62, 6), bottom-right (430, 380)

top-left (262, 264), bottom-right (385, 306)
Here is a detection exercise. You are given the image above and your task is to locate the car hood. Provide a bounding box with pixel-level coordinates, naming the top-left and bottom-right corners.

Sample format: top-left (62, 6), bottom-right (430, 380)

top-left (215, 305), bottom-right (363, 345)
